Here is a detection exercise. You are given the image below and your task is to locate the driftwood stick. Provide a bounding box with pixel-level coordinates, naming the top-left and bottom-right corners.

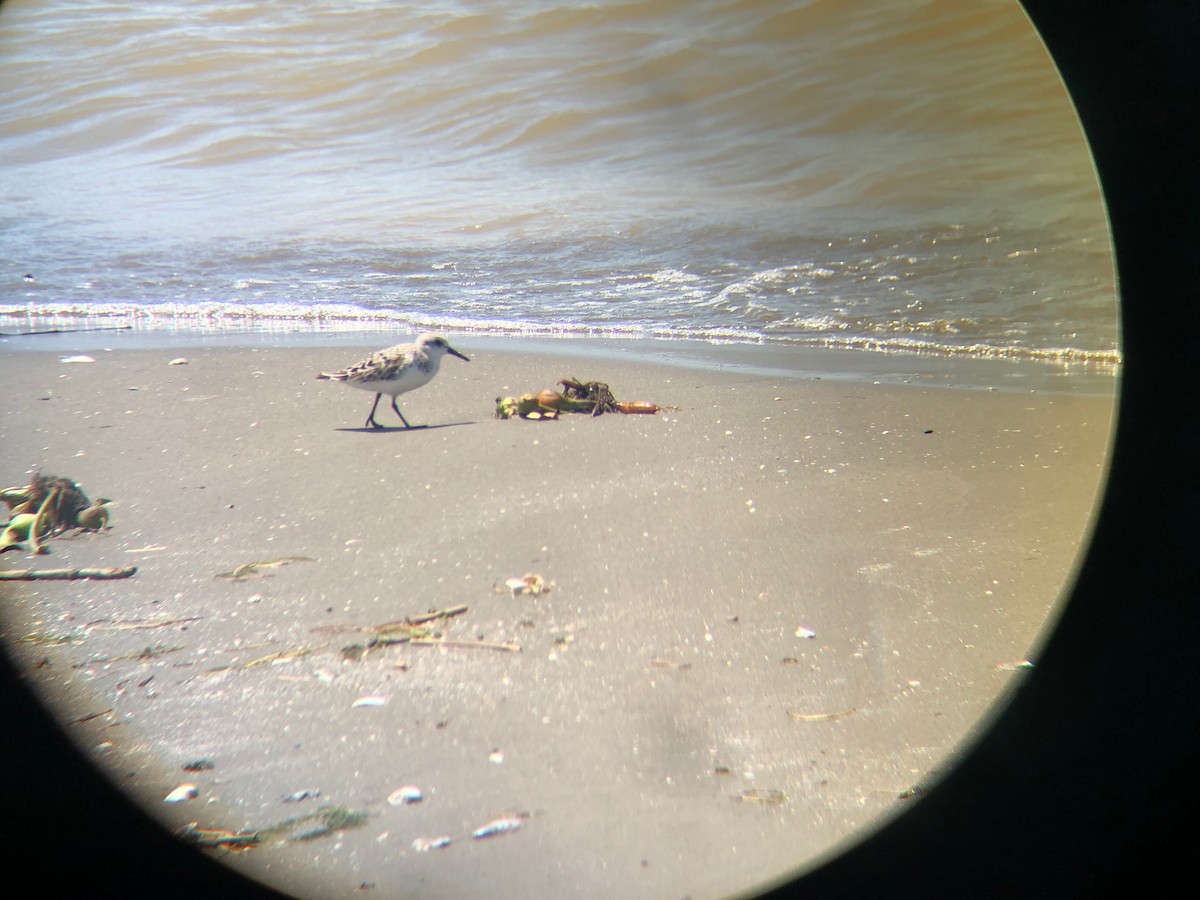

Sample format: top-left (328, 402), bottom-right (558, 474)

top-left (0, 565), bottom-right (137, 581)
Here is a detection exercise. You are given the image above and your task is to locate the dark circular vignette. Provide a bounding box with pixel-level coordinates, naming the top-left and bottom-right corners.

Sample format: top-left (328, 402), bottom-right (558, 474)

top-left (1, 3), bottom-right (1197, 899)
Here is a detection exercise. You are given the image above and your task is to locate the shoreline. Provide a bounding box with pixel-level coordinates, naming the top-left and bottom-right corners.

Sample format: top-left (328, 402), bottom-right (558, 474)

top-left (0, 324), bottom-right (1119, 396)
top-left (0, 341), bottom-right (1114, 899)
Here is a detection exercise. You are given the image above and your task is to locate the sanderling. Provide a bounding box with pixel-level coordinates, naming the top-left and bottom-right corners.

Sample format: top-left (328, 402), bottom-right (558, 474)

top-left (316, 333), bottom-right (470, 429)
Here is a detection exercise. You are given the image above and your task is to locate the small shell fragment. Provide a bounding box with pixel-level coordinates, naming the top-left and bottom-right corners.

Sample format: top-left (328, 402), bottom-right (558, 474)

top-left (387, 786), bottom-right (423, 806)
top-left (352, 695), bottom-right (387, 708)
top-left (60, 355), bottom-right (95, 364)
top-left (488, 750), bottom-right (504, 765)
top-left (412, 836), bottom-right (452, 852)
top-left (164, 783), bottom-right (199, 803)
top-left (501, 573), bottom-right (551, 597)
top-left (794, 626), bottom-right (816, 639)
top-left (471, 816), bottom-right (524, 840)
top-left (168, 358), bottom-right (189, 366)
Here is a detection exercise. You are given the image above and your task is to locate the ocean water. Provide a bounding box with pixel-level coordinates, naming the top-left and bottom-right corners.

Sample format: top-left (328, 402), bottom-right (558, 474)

top-left (0, 0), bottom-right (1118, 372)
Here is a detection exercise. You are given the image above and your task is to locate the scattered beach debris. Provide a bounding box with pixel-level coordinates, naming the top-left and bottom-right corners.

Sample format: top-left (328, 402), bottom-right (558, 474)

top-left (239, 646), bottom-right (313, 669)
top-left (325, 607), bottom-right (519, 657)
top-left (899, 784), bottom-right (928, 800)
top-left (471, 815), bottom-right (526, 840)
top-left (993, 658), bottom-right (1036, 671)
top-left (787, 708), bottom-right (857, 722)
top-left (495, 377), bottom-right (672, 419)
top-left (89, 615), bottom-right (199, 630)
top-left (165, 783), bottom-right (199, 803)
top-left (733, 789), bottom-right (788, 806)
top-left (0, 514), bottom-right (36, 552)
top-left (0, 565), bottom-right (136, 580)
top-left (494, 392), bottom-right (565, 420)
top-left (341, 644), bottom-right (370, 662)
top-left (180, 805), bottom-right (369, 852)
top-left (352, 696), bottom-right (387, 708)
top-left (75, 498), bottom-right (113, 532)
top-left (319, 604), bottom-right (472, 660)
top-left (283, 789), bottom-right (322, 804)
top-left (72, 644), bottom-right (184, 668)
top-left (177, 822), bottom-right (261, 851)
top-left (559, 377), bottom-right (666, 415)
top-left (794, 626), bottom-right (817, 639)
top-left (18, 630), bottom-right (82, 645)
top-left (498, 572), bottom-right (551, 597)
top-left (290, 806), bottom-right (370, 842)
top-left (407, 604), bottom-right (470, 626)
top-left (215, 556), bottom-right (316, 581)
top-left (412, 836), bottom-right (453, 852)
top-left (713, 766), bottom-right (732, 776)
top-left (650, 658), bottom-right (692, 670)
top-left (183, 759), bottom-right (215, 773)
top-left (71, 708), bottom-right (113, 726)
top-left (387, 786), bottom-right (423, 806)
top-left (411, 636), bottom-right (521, 653)
top-left (1, 472), bottom-right (113, 553)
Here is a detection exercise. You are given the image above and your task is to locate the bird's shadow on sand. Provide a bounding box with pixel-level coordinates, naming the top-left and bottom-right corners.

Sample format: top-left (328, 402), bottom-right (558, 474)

top-left (334, 421), bottom-right (477, 434)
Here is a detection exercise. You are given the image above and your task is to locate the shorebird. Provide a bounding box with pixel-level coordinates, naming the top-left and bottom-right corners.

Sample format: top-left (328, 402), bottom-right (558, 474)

top-left (316, 333), bottom-right (470, 429)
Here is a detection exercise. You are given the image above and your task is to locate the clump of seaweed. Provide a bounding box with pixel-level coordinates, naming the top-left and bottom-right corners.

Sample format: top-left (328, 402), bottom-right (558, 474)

top-left (2, 472), bottom-right (114, 553)
top-left (495, 377), bottom-right (670, 420)
top-left (5, 472), bottom-right (92, 525)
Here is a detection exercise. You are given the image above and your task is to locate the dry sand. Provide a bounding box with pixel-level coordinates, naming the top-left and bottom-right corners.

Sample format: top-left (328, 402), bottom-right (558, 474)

top-left (0, 340), bottom-right (1113, 899)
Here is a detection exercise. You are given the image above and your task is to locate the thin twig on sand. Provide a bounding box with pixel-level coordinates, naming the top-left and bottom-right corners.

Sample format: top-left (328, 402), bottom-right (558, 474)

top-left (410, 637), bottom-right (521, 653)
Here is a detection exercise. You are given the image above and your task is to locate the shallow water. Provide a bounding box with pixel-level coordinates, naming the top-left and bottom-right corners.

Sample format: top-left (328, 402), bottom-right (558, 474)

top-left (1, 0), bottom-right (1118, 369)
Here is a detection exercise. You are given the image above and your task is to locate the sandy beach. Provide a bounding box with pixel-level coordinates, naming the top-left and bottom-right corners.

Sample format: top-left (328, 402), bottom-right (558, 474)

top-left (0, 340), bottom-right (1114, 899)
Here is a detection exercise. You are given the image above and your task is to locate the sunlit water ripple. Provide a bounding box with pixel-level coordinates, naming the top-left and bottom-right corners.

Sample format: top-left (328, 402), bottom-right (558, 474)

top-left (1, 0), bottom-right (1119, 371)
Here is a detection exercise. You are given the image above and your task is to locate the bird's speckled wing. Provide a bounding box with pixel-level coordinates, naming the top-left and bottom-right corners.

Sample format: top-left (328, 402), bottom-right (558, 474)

top-left (342, 344), bottom-right (425, 383)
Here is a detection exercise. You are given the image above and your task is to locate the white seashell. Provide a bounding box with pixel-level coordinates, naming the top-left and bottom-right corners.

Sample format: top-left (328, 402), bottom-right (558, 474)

top-left (794, 626), bottom-right (816, 639)
top-left (60, 355), bottom-right (95, 364)
top-left (168, 358), bottom-right (189, 366)
top-left (164, 783), bottom-right (198, 803)
top-left (471, 816), bottom-right (524, 839)
top-left (352, 695), bottom-right (387, 708)
top-left (488, 750), bottom-right (504, 765)
top-left (387, 786), bottom-right (423, 806)
top-left (411, 836), bottom-right (452, 852)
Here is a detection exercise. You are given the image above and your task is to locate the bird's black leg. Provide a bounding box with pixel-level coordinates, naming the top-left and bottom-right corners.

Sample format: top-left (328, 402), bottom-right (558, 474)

top-left (365, 393), bottom-right (384, 428)
top-left (390, 397), bottom-right (412, 428)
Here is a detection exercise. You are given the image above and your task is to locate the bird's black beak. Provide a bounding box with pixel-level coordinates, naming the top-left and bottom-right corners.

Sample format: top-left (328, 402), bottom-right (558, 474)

top-left (450, 347), bottom-right (470, 362)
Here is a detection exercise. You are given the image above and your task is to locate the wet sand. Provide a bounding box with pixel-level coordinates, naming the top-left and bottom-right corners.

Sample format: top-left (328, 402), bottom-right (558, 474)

top-left (0, 341), bottom-right (1113, 899)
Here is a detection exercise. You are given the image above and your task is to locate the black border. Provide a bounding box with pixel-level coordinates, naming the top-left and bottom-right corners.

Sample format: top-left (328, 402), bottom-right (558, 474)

top-left (3, 3), bottom-right (1198, 898)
